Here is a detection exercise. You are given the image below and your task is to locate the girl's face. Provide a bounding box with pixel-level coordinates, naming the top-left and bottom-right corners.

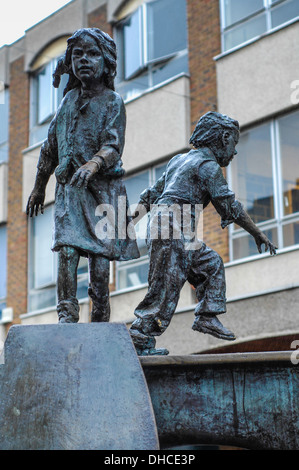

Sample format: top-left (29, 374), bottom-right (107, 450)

top-left (71, 34), bottom-right (105, 85)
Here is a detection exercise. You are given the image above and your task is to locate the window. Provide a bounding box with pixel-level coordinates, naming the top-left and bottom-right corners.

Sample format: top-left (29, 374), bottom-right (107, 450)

top-left (28, 204), bottom-right (89, 312)
top-left (220, 0), bottom-right (299, 52)
top-left (29, 38), bottom-right (69, 146)
top-left (116, 162), bottom-right (167, 290)
top-left (30, 59), bottom-right (68, 146)
top-left (0, 225), bottom-right (7, 320)
top-left (0, 86), bottom-right (9, 163)
top-left (229, 110), bottom-right (299, 260)
top-left (115, 0), bottom-right (188, 101)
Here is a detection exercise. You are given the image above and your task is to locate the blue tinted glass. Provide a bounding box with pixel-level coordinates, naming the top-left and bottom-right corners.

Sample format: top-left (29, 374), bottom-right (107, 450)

top-left (224, 0), bottom-right (264, 27)
top-left (32, 205), bottom-right (55, 288)
top-left (231, 123), bottom-right (274, 224)
top-left (0, 89), bottom-right (9, 146)
top-left (123, 8), bottom-right (142, 79)
top-left (37, 62), bottom-right (53, 123)
top-left (147, 0), bottom-right (187, 61)
top-left (233, 228), bottom-right (278, 260)
top-left (271, 0), bottom-right (299, 28)
top-left (118, 261), bottom-right (149, 289)
top-left (152, 53), bottom-right (188, 87)
top-left (277, 111), bottom-right (299, 216)
top-left (125, 171), bottom-right (150, 207)
top-left (223, 13), bottom-right (267, 50)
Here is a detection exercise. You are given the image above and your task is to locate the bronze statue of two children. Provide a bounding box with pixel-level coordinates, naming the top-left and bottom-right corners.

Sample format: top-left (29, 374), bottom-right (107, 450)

top-left (27, 28), bottom-right (276, 356)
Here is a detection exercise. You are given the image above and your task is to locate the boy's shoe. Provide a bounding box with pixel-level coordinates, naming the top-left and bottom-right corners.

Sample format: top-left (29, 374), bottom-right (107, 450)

top-left (130, 328), bottom-right (169, 356)
top-left (192, 315), bottom-right (236, 341)
top-left (136, 347), bottom-right (169, 356)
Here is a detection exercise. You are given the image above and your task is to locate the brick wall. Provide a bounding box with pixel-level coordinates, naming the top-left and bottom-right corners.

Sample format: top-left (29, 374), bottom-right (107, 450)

top-left (187, 0), bottom-right (229, 262)
top-left (6, 56), bottom-right (29, 323)
top-left (88, 4), bottom-right (112, 36)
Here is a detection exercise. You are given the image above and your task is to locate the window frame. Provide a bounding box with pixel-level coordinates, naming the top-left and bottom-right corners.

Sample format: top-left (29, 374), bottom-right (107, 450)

top-left (0, 86), bottom-right (9, 163)
top-left (227, 110), bottom-right (299, 262)
top-left (219, 0), bottom-right (299, 53)
top-left (29, 56), bottom-right (67, 146)
top-left (114, 0), bottom-right (189, 101)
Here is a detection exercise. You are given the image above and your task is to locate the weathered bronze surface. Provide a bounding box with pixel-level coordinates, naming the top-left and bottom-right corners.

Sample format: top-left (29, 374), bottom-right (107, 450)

top-left (0, 324), bottom-right (159, 450)
top-left (141, 352), bottom-right (299, 450)
top-left (130, 112), bottom-right (276, 355)
top-left (26, 28), bottom-right (139, 323)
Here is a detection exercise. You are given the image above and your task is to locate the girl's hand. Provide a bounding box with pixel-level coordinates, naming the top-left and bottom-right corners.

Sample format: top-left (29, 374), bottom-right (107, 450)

top-left (70, 160), bottom-right (101, 188)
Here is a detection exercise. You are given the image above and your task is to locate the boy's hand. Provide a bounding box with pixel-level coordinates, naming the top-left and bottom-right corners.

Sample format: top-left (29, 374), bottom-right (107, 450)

top-left (255, 233), bottom-right (277, 255)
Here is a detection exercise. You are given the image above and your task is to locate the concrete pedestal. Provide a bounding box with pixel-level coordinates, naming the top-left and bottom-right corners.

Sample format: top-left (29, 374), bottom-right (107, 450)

top-left (0, 323), bottom-right (159, 450)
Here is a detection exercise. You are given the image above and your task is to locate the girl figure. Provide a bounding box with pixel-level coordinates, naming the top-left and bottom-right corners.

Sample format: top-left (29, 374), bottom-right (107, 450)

top-left (27, 28), bottom-right (139, 323)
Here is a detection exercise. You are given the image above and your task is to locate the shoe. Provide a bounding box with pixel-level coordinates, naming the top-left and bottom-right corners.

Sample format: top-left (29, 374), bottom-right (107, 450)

top-left (192, 315), bottom-right (236, 341)
top-left (136, 347), bottom-right (169, 356)
top-left (58, 315), bottom-right (77, 323)
top-left (130, 328), bottom-right (169, 356)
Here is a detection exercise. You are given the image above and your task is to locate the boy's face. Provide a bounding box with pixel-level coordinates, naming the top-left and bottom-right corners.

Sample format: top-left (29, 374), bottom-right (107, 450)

top-left (71, 35), bottom-right (105, 85)
top-left (218, 130), bottom-right (239, 167)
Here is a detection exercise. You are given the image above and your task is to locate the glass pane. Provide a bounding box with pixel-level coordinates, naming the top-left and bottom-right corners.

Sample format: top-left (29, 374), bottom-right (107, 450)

top-left (77, 256), bottom-right (88, 275)
top-left (278, 111), bottom-right (299, 216)
top-left (37, 62), bottom-right (53, 123)
top-left (0, 89), bottom-right (9, 145)
top-left (147, 0), bottom-right (187, 61)
top-left (283, 220), bottom-right (299, 247)
top-left (116, 70), bottom-right (149, 101)
top-left (0, 226), bottom-right (7, 300)
top-left (223, 13), bottom-right (267, 50)
top-left (28, 286), bottom-right (56, 312)
top-left (125, 171), bottom-right (150, 245)
top-left (77, 275), bottom-right (89, 300)
top-left (152, 52), bottom-right (189, 87)
top-left (230, 123), bottom-right (274, 225)
top-left (123, 8), bottom-right (143, 79)
top-left (32, 205), bottom-right (56, 288)
top-left (117, 261), bottom-right (149, 289)
top-left (233, 227), bottom-right (278, 260)
top-left (224, 0), bottom-right (264, 27)
top-left (29, 122), bottom-right (49, 146)
top-left (125, 171), bottom-right (150, 207)
top-left (271, 0), bottom-right (299, 28)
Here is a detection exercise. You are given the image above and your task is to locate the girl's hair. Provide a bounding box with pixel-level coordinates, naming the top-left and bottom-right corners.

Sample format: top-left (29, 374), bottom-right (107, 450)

top-left (52, 28), bottom-right (117, 95)
top-left (189, 111), bottom-right (239, 148)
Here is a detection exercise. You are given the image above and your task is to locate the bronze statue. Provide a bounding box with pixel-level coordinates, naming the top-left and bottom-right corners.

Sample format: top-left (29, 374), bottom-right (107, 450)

top-left (27, 28), bottom-right (139, 323)
top-left (130, 112), bottom-right (277, 356)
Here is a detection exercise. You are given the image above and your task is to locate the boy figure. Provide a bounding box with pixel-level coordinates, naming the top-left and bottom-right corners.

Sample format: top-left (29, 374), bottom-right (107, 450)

top-left (27, 28), bottom-right (139, 323)
top-left (130, 112), bottom-right (276, 356)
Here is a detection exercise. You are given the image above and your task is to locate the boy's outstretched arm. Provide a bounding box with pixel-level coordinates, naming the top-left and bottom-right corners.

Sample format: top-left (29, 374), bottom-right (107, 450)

top-left (234, 208), bottom-right (277, 255)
